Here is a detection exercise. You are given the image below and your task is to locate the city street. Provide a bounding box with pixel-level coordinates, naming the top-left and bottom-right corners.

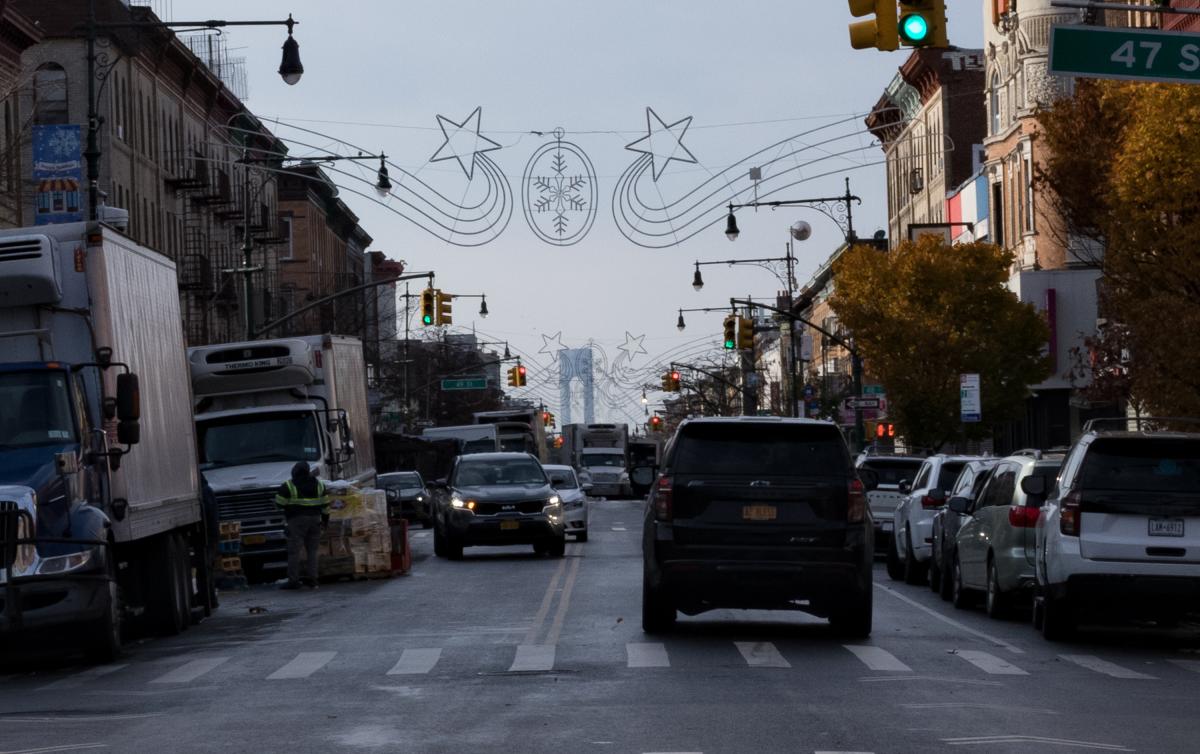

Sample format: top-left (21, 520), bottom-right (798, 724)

top-left (2, 500), bottom-right (1198, 754)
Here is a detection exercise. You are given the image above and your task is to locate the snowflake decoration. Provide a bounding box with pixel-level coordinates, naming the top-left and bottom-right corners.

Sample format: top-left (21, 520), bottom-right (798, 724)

top-left (521, 132), bottom-right (598, 246)
top-left (533, 150), bottom-right (588, 236)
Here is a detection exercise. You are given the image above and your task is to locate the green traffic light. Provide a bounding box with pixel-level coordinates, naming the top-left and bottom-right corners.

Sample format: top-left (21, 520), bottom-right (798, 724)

top-left (900, 13), bottom-right (929, 42)
top-left (422, 314), bottom-right (433, 325)
top-left (724, 339), bottom-right (735, 350)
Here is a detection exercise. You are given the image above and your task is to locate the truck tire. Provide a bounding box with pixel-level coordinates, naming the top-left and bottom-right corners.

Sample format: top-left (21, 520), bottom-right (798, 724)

top-left (173, 533), bottom-right (193, 631)
top-left (829, 588), bottom-right (873, 639)
top-left (83, 558), bottom-right (122, 663)
top-left (148, 534), bottom-right (186, 636)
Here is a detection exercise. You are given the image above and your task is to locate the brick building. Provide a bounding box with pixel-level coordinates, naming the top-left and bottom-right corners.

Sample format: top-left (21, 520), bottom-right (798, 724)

top-left (0, 3), bottom-right (40, 228)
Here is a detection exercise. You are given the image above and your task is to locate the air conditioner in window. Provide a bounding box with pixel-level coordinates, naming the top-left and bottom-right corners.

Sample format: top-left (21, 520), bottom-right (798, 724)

top-left (909, 168), bottom-right (925, 194)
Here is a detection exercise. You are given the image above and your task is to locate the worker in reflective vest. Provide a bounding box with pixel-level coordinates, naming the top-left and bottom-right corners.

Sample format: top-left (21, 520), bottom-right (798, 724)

top-left (275, 462), bottom-right (329, 590)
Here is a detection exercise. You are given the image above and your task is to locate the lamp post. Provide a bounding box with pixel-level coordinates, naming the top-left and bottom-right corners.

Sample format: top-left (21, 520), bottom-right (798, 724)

top-left (443, 293), bottom-right (490, 320)
top-left (674, 306), bottom-right (730, 332)
top-left (723, 177), bottom-right (862, 245)
top-left (82, 1), bottom-right (303, 222)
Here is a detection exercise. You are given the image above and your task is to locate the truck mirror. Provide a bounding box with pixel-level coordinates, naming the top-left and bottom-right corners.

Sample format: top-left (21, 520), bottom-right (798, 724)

top-left (56, 451), bottom-right (80, 475)
top-left (117, 420), bottom-right (140, 445)
top-left (116, 373), bottom-right (140, 421)
top-left (345, 439), bottom-right (356, 457)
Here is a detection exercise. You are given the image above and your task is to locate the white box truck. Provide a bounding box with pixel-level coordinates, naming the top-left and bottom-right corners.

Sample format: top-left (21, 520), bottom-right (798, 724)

top-left (187, 335), bottom-right (375, 578)
top-left (0, 222), bottom-right (211, 661)
top-left (563, 423), bottom-right (631, 498)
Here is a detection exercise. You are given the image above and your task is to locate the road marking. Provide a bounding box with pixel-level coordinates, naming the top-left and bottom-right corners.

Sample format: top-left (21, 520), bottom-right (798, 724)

top-left (904, 703), bottom-right (1059, 715)
top-left (509, 644), bottom-right (555, 672)
top-left (861, 675), bottom-right (1001, 686)
top-left (1059, 655), bottom-right (1156, 680)
top-left (149, 657), bottom-right (230, 684)
top-left (874, 583), bottom-right (1025, 655)
top-left (952, 650), bottom-right (1028, 676)
top-left (626, 643), bottom-right (670, 668)
top-left (387, 648), bottom-right (441, 675)
top-left (611, 527), bottom-right (628, 531)
top-left (545, 554), bottom-right (582, 645)
top-left (843, 645), bottom-right (911, 672)
top-left (735, 641), bottom-right (790, 668)
top-left (37, 664), bottom-right (128, 691)
top-left (267, 651), bottom-right (337, 680)
top-left (1169, 659), bottom-right (1200, 674)
top-left (0, 714), bottom-right (162, 724)
top-left (942, 735), bottom-right (1132, 751)
top-left (0, 746), bottom-right (108, 754)
top-left (524, 556), bottom-right (569, 646)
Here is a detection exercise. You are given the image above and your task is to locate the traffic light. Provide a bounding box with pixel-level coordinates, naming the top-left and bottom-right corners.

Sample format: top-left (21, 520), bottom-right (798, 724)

top-left (848, 0), bottom-right (898, 51)
top-left (516, 364), bottom-right (527, 387)
top-left (897, 0), bottom-right (948, 48)
top-left (669, 370), bottom-right (681, 392)
top-left (649, 415), bottom-right (663, 432)
top-left (435, 290), bottom-right (453, 325)
top-left (506, 366), bottom-right (518, 387)
top-left (722, 315), bottom-right (737, 350)
top-left (737, 316), bottom-right (755, 351)
top-left (661, 372), bottom-right (672, 391)
top-left (420, 288), bottom-right (435, 325)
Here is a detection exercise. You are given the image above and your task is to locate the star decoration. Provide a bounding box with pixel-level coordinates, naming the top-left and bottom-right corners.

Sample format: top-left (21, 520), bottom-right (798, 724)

top-left (617, 332), bottom-right (648, 360)
top-left (539, 331), bottom-right (566, 357)
top-left (624, 107), bottom-right (698, 181)
top-left (430, 106), bottom-right (502, 180)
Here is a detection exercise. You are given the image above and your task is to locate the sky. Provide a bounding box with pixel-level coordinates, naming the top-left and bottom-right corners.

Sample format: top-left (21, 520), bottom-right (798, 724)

top-left (173, 1), bottom-right (986, 425)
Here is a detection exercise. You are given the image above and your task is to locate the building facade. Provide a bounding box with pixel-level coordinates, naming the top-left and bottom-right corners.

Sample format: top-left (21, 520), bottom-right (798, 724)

top-left (0, 4), bottom-right (41, 228)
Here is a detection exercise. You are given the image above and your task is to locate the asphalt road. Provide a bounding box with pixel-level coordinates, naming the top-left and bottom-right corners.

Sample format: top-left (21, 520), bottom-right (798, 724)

top-left (2, 499), bottom-right (1200, 753)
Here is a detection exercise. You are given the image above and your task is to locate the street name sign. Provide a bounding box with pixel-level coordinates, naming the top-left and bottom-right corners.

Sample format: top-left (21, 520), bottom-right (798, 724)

top-left (1050, 25), bottom-right (1200, 84)
top-left (961, 373), bottom-right (981, 423)
top-left (844, 397), bottom-right (881, 410)
top-left (440, 377), bottom-right (487, 391)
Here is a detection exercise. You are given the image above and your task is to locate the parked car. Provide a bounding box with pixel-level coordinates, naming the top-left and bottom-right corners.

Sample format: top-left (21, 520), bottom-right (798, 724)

top-left (888, 454), bottom-right (981, 585)
top-left (930, 459), bottom-right (1000, 599)
top-left (543, 464), bottom-right (591, 542)
top-left (642, 417), bottom-right (878, 637)
top-left (949, 451), bottom-right (1064, 617)
top-left (378, 471), bottom-right (433, 528)
top-left (855, 452), bottom-right (925, 554)
top-left (430, 452), bottom-right (566, 559)
top-left (1034, 418), bottom-right (1200, 639)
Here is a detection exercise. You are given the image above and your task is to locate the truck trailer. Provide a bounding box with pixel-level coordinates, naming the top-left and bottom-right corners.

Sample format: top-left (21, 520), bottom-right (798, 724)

top-left (188, 335), bottom-right (375, 579)
top-left (0, 222), bottom-right (211, 660)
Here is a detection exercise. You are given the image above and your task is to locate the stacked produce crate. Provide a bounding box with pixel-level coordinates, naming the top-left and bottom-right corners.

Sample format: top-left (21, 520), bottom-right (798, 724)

top-left (216, 521), bottom-right (247, 589)
top-left (317, 485), bottom-right (394, 578)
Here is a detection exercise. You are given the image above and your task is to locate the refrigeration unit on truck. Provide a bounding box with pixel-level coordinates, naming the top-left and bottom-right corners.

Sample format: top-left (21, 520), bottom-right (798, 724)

top-left (188, 335), bottom-right (376, 578)
top-left (563, 423), bottom-right (631, 498)
top-left (0, 221), bottom-right (212, 661)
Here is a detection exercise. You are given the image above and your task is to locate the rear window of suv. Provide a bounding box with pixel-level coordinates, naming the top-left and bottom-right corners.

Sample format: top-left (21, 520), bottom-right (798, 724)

top-left (859, 459), bottom-right (923, 486)
top-left (671, 423), bottom-right (849, 477)
top-left (1078, 437), bottom-right (1200, 493)
top-left (937, 462), bottom-right (967, 492)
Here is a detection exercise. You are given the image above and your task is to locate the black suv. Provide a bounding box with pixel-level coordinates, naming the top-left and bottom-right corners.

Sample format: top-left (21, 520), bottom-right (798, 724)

top-left (641, 417), bottom-right (877, 636)
top-left (432, 452), bottom-right (566, 559)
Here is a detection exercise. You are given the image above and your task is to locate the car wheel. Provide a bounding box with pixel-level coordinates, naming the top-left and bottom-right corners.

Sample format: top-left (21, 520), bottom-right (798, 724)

top-left (547, 536), bottom-right (566, 558)
top-left (903, 528), bottom-right (927, 585)
top-left (575, 530), bottom-right (588, 543)
top-left (641, 576), bottom-right (676, 634)
top-left (445, 536), bottom-right (464, 561)
top-left (951, 553), bottom-right (973, 610)
top-left (985, 557), bottom-right (1010, 620)
top-left (928, 552), bottom-right (942, 593)
top-left (829, 588), bottom-right (873, 638)
top-left (885, 530), bottom-right (904, 581)
top-left (1041, 593), bottom-right (1076, 641)
top-left (939, 549), bottom-right (956, 601)
top-left (433, 524), bottom-right (447, 558)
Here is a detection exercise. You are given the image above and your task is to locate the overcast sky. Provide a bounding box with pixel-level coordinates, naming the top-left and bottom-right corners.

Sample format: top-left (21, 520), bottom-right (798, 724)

top-left (179, 1), bottom-right (986, 424)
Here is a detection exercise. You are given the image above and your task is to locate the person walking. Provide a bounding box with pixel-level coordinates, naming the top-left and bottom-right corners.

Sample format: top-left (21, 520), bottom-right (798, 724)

top-left (275, 462), bottom-right (328, 590)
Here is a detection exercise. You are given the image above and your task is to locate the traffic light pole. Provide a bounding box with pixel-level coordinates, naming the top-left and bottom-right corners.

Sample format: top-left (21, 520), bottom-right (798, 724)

top-left (253, 272), bottom-right (434, 339)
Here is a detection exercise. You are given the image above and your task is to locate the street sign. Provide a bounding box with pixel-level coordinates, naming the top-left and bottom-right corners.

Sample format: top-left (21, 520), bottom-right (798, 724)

top-left (440, 377), bottom-right (487, 391)
top-left (844, 397), bottom-right (881, 410)
top-left (960, 373), bottom-right (981, 423)
top-left (1050, 25), bottom-right (1200, 85)
top-left (863, 384), bottom-right (886, 395)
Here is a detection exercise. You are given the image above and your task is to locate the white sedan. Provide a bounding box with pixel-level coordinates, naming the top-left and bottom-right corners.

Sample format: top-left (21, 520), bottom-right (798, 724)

top-left (543, 464), bottom-right (590, 542)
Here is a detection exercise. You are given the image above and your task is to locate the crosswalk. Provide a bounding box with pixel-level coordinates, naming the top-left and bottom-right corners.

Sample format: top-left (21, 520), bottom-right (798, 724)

top-left (28, 642), bottom-right (1193, 692)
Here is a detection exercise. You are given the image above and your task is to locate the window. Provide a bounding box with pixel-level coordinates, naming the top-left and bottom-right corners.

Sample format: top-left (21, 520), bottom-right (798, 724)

top-left (912, 463), bottom-right (932, 490)
top-left (33, 64), bottom-right (69, 125)
top-left (279, 213), bottom-right (294, 259)
top-left (989, 73), bottom-right (1001, 135)
top-left (1022, 153), bottom-right (1035, 233)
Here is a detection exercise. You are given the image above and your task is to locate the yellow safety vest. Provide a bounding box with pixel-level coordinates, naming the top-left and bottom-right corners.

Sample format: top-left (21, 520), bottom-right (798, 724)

top-left (276, 480), bottom-right (327, 510)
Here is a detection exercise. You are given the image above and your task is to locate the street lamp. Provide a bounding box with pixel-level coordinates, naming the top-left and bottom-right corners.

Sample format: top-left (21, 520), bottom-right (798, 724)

top-left (375, 155), bottom-right (392, 198)
top-left (692, 263), bottom-right (705, 291)
top-left (479, 295), bottom-right (489, 319)
top-left (725, 210), bottom-right (740, 241)
top-left (673, 306), bottom-right (730, 333)
top-left (278, 15), bottom-right (304, 85)
top-left (676, 309), bottom-right (686, 331)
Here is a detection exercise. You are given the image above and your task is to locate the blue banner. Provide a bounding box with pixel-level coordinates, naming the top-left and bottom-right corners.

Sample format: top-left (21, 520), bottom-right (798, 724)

top-left (32, 125), bottom-right (83, 225)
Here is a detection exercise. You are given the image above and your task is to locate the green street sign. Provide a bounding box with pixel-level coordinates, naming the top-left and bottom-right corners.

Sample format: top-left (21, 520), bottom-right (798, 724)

top-left (863, 384), bottom-right (886, 395)
top-left (1050, 25), bottom-right (1200, 84)
top-left (440, 377), bottom-right (487, 391)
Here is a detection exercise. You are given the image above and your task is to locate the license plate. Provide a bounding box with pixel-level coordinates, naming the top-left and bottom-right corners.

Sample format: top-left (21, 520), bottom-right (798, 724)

top-left (242, 534), bottom-right (267, 545)
top-left (500, 520), bottom-right (520, 531)
top-left (1149, 517), bottom-right (1184, 537)
top-left (742, 505), bottom-right (777, 521)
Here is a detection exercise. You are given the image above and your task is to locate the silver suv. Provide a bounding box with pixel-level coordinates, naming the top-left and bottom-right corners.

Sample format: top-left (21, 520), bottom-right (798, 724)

top-left (856, 453), bottom-right (925, 553)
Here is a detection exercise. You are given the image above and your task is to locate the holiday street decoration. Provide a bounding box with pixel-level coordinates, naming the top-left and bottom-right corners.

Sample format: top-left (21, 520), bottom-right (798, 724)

top-left (522, 128), bottom-right (599, 245)
top-left (624, 108), bottom-right (699, 182)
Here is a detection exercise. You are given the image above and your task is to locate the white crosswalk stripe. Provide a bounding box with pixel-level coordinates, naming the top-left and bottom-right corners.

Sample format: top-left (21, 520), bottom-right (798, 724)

top-left (627, 642), bottom-right (670, 668)
top-left (952, 650), bottom-right (1028, 676)
top-left (387, 648), bottom-right (442, 675)
top-left (509, 644), bottom-right (555, 672)
top-left (1060, 654), bottom-right (1157, 680)
top-left (267, 651), bottom-right (337, 680)
top-left (735, 642), bottom-right (790, 668)
top-left (150, 657), bottom-right (230, 684)
top-left (38, 663), bottom-right (128, 691)
top-left (1169, 659), bottom-right (1200, 674)
top-left (843, 645), bottom-right (911, 672)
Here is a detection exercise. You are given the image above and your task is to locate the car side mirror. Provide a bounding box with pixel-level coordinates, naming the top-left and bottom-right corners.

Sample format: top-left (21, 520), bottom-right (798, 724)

top-left (1020, 475), bottom-right (1047, 498)
top-left (857, 467), bottom-right (879, 493)
top-left (948, 496), bottom-right (971, 515)
top-left (927, 488), bottom-right (946, 503)
top-left (898, 479), bottom-right (911, 494)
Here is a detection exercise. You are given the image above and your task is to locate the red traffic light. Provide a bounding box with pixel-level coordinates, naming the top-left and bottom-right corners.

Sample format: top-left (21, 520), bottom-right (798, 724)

top-left (670, 371), bottom-right (680, 381)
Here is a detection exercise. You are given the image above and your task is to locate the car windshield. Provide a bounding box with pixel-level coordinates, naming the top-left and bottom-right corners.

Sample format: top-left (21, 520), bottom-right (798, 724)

top-left (672, 423), bottom-right (848, 476)
top-left (583, 455), bottom-right (625, 467)
top-left (0, 370), bottom-right (76, 449)
top-left (455, 458), bottom-right (547, 486)
top-left (381, 473), bottom-right (421, 488)
top-left (859, 458), bottom-right (923, 485)
top-left (1078, 437), bottom-right (1200, 494)
top-left (197, 411), bottom-right (321, 470)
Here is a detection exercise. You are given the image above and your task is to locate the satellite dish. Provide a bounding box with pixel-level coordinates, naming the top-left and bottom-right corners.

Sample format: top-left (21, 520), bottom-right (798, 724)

top-left (790, 221), bottom-right (812, 242)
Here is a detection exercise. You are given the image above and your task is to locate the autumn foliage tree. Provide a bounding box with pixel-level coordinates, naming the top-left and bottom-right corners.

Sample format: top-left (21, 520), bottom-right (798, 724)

top-left (1038, 81), bottom-right (1200, 416)
top-left (830, 237), bottom-right (1051, 449)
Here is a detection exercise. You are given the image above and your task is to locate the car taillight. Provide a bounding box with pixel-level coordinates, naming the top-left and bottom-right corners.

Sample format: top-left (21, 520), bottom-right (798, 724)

top-left (1008, 504), bottom-right (1040, 528)
top-left (1060, 491), bottom-right (1081, 536)
top-left (920, 494), bottom-right (943, 509)
top-left (848, 478), bottom-right (866, 523)
top-left (654, 475), bottom-right (673, 521)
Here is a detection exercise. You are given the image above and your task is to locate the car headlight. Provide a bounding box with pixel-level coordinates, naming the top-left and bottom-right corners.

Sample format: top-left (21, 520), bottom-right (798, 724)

top-left (416, 495), bottom-right (424, 502)
top-left (36, 548), bottom-right (96, 575)
top-left (543, 495), bottom-right (562, 520)
top-left (450, 496), bottom-right (476, 512)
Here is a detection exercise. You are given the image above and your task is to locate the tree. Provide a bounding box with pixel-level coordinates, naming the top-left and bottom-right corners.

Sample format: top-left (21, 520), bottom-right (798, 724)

top-left (1038, 81), bottom-right (1200, 416)
top-left (829, 237), bottom-right (1052, 449)
top-left (374, 339), bottom-right (503, 432)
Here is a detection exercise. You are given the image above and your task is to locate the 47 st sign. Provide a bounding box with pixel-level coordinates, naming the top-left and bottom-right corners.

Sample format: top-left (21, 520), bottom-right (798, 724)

top-left (1050, 25), bottom-right (1200, 84)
